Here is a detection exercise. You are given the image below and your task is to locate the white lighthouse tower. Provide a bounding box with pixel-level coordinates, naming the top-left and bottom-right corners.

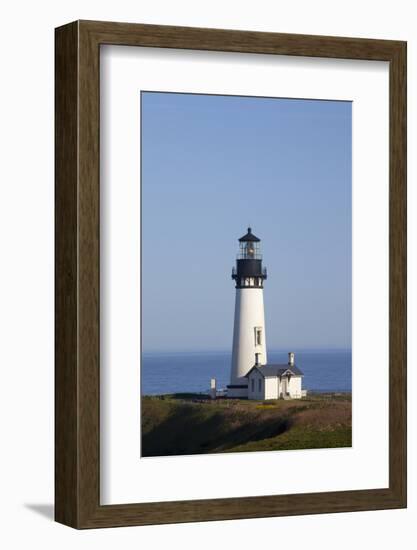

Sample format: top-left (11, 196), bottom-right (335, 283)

top-left (228, 228), bottom-right (267, 398)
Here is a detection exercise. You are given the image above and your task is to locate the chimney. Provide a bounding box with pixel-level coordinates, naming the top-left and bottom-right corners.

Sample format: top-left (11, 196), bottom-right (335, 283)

top-left (288, 352), bottom-right (295, 366)
top-left (255, 353), bottom-right (261, 366)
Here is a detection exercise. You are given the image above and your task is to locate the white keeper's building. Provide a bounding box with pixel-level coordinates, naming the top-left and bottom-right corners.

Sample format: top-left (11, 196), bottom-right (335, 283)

top-left (246, 352), bottom-right (305, 400)
top-left (227, 227), bottom-right (305, 400)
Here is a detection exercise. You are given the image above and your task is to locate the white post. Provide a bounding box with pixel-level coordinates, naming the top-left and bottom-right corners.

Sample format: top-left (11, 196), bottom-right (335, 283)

top-left (210, 378), bottom-right (217, 400)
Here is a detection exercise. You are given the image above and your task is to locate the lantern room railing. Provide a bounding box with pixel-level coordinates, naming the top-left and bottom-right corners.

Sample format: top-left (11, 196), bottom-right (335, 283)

top-left (236, 252), bottom-right (263, 260)
top-left (232, 267), bottom-right (267, 279)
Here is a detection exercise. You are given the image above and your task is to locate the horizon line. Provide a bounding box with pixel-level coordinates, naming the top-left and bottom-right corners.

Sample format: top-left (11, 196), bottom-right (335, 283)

top-left (142, 347), bottom-right (352, 355)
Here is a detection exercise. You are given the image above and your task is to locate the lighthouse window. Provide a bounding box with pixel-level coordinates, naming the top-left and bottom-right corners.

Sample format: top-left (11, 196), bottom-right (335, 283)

top-left (255, 327), bottom-right (262, 346)
top-left (258, 379), bottom-right (262, 392)
top-left (251, 379), bottom-right (255, 392)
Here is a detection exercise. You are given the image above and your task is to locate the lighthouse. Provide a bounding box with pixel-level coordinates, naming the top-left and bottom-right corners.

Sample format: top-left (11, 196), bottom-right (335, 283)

top-left (228, 227), bottom-right (268, 398)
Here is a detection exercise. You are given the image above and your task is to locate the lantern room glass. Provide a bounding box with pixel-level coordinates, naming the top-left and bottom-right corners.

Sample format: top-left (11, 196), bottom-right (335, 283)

top-left (238, 241), bottom-right (262, 260)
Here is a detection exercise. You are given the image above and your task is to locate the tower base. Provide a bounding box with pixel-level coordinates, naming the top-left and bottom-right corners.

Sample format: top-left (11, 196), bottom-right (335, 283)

top-left (226, 384), bottom-right (248, 398)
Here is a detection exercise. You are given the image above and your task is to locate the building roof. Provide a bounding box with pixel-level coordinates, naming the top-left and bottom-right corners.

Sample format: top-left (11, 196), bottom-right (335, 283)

top-left (238, 227), bottom-right (260, 242)
top-left (245, 364), bottom-right (304, 378)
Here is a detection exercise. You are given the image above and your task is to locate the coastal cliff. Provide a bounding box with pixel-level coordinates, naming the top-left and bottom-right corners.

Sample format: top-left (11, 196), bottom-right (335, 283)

top-left (141, 393), bottom-right (351, 457)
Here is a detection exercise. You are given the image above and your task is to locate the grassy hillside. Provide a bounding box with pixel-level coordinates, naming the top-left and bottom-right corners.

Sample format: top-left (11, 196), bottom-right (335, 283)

top-left (141, 393), bottom-right (351, 457)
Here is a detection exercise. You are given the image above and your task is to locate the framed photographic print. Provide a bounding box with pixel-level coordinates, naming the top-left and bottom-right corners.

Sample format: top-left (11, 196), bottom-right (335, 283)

top-left (55, 20), bottom-right (406, 528)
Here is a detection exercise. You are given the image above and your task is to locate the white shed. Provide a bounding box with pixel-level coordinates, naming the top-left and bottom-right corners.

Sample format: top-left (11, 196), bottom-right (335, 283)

top-left (245, 358), bottom-right (305, 400)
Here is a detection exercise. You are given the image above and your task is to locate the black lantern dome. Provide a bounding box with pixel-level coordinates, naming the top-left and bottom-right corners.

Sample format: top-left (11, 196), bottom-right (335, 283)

top-left (238, 227), bottom-right (260, 243)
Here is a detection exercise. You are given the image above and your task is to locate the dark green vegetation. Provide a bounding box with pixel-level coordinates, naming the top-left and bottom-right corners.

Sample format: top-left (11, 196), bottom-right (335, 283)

top-left (141, 393), bottom-right (352, 457)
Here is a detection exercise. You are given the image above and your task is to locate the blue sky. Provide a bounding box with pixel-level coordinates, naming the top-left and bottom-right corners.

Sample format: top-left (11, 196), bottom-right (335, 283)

top-left (141, 92), bottom-right (352, 352)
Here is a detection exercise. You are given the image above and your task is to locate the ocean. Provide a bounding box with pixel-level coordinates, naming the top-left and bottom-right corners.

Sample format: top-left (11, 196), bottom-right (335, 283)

top-left (141, 349), bottom-right (352, 395)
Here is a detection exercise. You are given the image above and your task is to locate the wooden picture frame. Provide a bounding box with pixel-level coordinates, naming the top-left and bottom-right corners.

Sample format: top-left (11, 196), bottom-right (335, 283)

top-left (55, 20), bottom-right (407, 529)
